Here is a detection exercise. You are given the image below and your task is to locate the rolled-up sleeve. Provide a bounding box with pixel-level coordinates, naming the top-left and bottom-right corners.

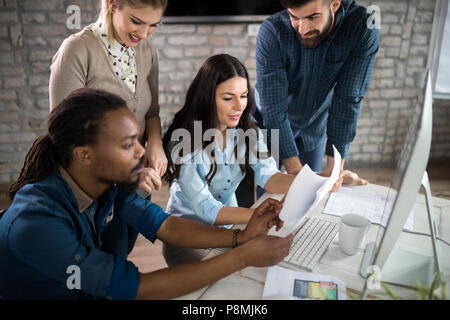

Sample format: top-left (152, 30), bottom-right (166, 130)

top-left (176, 163), bottom-right (224, 225)
top-left (108, 256), bottom-right (140, 300)
top-left (115, 190), bottom-right (169, 243)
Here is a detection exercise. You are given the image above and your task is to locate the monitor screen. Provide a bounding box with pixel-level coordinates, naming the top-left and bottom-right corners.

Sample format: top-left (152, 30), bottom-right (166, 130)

top-left (374, 78), bottom-right (426, 251)
top-left (361, 71), bottom-right (434, 290)
top-left (164, 0), bottom-right (284, 23)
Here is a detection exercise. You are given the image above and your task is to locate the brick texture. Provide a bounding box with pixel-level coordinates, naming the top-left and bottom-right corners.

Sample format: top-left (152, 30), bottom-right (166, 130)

top-left (0, 0), bottom-right (448, 183)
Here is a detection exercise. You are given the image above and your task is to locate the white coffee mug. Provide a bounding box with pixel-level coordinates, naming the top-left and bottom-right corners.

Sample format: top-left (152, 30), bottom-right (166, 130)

top-left (339, 214), bottom-right (370, 255)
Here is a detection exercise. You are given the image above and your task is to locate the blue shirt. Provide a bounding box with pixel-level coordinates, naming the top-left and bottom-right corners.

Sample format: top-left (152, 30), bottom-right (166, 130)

top-left (255, 0), bottom-right (379, 160)
top-left (0, 169), bottom-right (168, 300)
top-left (166, 127), bottom-right (280, 226)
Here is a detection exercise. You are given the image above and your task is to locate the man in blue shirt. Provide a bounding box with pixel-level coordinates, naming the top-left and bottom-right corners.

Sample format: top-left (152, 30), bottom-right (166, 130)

top-left (0, 88), bottom-right (292, 300)
top-left (255, 0), bottom-right (379, 183)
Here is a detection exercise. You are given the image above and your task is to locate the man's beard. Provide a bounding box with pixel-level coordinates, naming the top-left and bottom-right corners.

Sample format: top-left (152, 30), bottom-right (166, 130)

top-left (297, 8), bottom-right (334, 48)
top-left (118, 156), bottom-right (145, 194)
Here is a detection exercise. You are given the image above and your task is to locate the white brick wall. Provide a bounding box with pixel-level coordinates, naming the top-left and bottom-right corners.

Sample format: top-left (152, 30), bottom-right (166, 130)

top-left (0, 0), bottom-right (448, 183)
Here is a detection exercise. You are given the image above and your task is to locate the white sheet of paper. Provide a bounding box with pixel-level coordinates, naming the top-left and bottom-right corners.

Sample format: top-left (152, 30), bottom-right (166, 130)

top-left (262, 265), bottom-right (347, 300)
top-left (269, 146), bottom-right (341, 237)
top-left (323, 186), bottom-right (414, 231)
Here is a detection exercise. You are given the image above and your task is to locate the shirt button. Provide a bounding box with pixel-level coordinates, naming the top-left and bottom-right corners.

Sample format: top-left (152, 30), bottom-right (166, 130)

top-left (218, 196), bottom-right (222, 199)
top-left (74, 254), bottom-right (81, 261)
top-left (227, 180), bottom-right (231, 183)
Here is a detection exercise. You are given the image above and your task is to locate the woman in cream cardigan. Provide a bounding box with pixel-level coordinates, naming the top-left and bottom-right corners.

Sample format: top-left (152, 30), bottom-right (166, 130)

top-left (49, 0), bottom-right (167, 194)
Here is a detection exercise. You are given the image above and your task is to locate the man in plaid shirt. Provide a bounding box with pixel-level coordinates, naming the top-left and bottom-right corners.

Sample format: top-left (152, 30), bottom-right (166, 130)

top-left (254, 0), bottom-right (379, 184)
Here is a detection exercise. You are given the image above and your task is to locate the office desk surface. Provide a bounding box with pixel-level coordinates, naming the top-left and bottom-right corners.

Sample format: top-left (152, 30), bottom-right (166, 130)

top-left (176, 184), bottom-right (450, 300)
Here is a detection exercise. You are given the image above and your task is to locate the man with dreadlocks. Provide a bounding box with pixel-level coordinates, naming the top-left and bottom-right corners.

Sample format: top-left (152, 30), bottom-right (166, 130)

top-left (0, 88), bottom-right (292, 300)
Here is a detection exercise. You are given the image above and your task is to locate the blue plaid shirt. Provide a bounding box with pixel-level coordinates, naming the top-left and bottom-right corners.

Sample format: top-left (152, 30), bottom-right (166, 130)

top-left (255, 0), bottom-right (379, 160)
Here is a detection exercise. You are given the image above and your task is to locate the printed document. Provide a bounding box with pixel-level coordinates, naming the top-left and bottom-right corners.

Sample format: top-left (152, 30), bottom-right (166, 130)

top-left (269, 145), bottom-right (341, 237)
top-left (323, 186), bottom-right (414, 231)
top-left (263, 266), bottom-right (347, 300)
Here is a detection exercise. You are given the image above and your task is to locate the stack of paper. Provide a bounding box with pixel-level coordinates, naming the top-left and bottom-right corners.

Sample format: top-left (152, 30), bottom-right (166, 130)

top-left (269, 145), bottom-right (341, 237)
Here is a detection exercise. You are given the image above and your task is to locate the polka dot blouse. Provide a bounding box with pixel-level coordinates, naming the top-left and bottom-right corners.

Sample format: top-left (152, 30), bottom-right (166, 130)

top-left (95, 23), bottom-right (137, 93)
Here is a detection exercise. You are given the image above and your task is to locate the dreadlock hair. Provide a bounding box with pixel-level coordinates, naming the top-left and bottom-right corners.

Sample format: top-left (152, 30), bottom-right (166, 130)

top-left (7, 88), bottom-right (127, 202)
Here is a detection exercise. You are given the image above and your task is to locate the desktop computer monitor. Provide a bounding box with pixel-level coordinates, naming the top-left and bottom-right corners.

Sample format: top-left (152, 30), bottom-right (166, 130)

top-left (360, 70), bottom-right (441, 295)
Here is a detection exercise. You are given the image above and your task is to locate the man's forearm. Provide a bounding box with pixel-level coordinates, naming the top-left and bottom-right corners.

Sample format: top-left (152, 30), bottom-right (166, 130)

top-left (214, 207), bottom-right (254, 226)
top-left (327, 156), bottom-right (345, 173)
top-left (282, 156), bottom-right (303, 175)
top-left (157, 216), bottom-right (236, 249)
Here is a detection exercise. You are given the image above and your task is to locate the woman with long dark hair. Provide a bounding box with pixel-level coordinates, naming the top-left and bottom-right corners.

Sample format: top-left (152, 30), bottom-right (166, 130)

top-left (1, 88), bottom-right (294, 299)
top-left (161, 54), bottom-right (298, 266)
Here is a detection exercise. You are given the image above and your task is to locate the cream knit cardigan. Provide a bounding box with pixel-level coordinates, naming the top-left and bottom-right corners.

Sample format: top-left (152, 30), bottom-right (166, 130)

top-left (49, 24), bottom-right (160, 144)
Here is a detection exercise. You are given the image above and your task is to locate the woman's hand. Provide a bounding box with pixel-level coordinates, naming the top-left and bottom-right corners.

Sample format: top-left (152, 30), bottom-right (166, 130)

top-left (139, 167), bottom-right (162, 194)
top-left (239, 198), bottom-right (285, 244)
top-left (145, 141), bottom-right (168, 178)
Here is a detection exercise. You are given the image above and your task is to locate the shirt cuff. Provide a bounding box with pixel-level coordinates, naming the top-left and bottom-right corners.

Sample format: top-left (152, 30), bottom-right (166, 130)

top-left (326, 140), bottom-right (349, 159)
top-left (199, 199), bottom-right (224, 226)
top-left (108, 256), bottom-right (140, 300)
top-left (254, 158), bottom-right (280, 189)
top-left (258, 170), bottom-right (280, 189)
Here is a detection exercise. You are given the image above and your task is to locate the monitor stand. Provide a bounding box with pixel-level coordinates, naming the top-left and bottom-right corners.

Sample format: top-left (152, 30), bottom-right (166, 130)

top-left (360, 171), bottom-right (442, 290)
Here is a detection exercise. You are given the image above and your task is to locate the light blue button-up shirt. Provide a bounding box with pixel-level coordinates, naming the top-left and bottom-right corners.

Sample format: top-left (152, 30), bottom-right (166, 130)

top-left (166, 127), bottom-right (280, 226)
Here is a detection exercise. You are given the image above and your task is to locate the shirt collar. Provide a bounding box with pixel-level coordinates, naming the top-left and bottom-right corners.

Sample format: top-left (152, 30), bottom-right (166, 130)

top-left (59, 167), bottom-right (95, 213)
top-left (94, 22), bottom-right (135, 58)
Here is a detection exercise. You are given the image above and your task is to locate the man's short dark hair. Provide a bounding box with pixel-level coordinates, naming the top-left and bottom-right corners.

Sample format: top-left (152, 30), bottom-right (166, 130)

top-left (280, 0), bottom-right (331, 9)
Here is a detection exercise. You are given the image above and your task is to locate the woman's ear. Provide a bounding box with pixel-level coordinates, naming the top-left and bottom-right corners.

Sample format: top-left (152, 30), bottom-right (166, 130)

top-left (107, 0), bottom-right (119, 12)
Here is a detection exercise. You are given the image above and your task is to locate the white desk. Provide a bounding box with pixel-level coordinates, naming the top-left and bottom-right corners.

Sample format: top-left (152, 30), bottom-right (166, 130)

top-left (177, 184), bottom-right (450, 300)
